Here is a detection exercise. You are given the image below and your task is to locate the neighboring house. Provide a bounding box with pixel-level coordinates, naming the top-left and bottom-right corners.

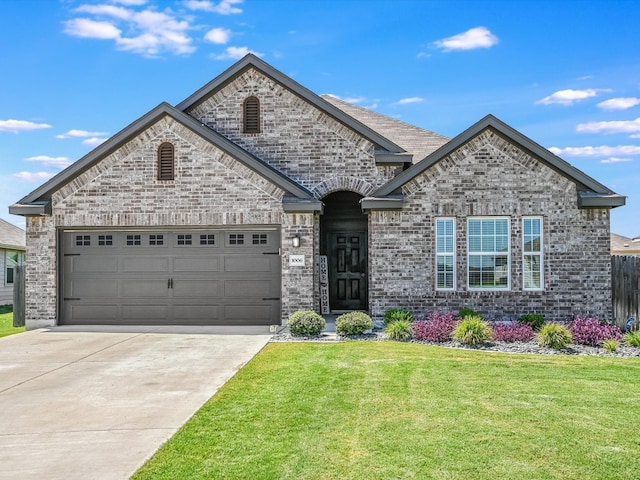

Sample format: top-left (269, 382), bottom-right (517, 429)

top-left (611, 233), bottom-right (640, 256)
top-left (0, 218), bottom-right (26, 306)
top-left (10, 55), bottom-right (625, 329)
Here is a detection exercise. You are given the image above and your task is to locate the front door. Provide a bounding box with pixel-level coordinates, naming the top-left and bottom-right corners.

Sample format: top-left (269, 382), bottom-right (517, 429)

top-left (329, 231), bottom-right (367, 310)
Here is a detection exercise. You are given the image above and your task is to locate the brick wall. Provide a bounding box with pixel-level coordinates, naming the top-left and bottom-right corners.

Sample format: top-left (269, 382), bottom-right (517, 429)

top-left (369, 129), bottom-right (613, 322)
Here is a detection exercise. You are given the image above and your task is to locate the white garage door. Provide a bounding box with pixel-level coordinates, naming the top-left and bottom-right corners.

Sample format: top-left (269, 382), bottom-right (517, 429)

top-left (60, 228), bottom-right (281, 326)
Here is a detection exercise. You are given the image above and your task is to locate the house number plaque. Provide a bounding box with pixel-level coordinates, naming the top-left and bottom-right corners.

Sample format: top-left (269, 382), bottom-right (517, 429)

top-left (289, 255), bottom-right (305, 266)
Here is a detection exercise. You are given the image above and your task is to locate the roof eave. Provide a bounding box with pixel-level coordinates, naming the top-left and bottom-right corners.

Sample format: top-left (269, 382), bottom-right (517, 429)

top-left (360, 195), bottom-right (404, 211)
top-left (9, 201), bottom-right (52, 217)
top-left (282, 196), bottom-right (324, 213)
top-left (578, 192), bottom-right (626, 209)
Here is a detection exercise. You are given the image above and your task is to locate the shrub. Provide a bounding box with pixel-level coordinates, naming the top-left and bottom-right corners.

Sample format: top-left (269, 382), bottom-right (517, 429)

top-left (385, 319), bottom-right (413, 341)
top-left (624, 331), bottom-right (640, 347)
top-left (452, 316), bottom-right (493, 345)
top-left (491, 322), bottom-right (536, 343)
top-left (336, 312), bottom-right (373, 336)
top-left (537, 323), bottom-right (572, 350)
top-left (518, 313), bottom-right (545, 331)
top-left (383, 308), bottom-right (414, 326)
top-left (602, 339), bottom-right (619, 353)
top-left (412, 310), bottom-right (458, 342)
top-left (287, 310), bottom-right (325, 336)
top-left (568, 317), bottom-right (622, 347)
top-left (458, 307), bottom-right (479, 319)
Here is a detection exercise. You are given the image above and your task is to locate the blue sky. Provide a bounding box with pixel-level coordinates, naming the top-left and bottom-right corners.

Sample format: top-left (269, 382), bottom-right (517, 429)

top-left (1, 0), bottom-right (639, 237)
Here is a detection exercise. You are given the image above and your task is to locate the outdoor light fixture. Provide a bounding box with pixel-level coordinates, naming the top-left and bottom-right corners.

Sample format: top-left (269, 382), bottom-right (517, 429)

top-left (292, 235), bottom-right (300, 248)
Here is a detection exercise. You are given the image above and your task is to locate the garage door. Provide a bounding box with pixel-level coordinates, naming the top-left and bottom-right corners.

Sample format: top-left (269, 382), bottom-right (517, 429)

top-left (60, 228), bottom-right (281, 326)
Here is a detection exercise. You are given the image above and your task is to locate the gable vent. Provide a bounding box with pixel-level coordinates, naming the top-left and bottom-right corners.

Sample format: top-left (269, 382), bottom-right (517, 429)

top-left (158, 142), bottom-right (175, 180)
top-left (243, 96), bottom-right (260, 133)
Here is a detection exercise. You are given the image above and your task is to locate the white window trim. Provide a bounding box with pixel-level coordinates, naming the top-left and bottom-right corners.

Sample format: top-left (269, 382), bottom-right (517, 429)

top-left (467, 217), bottom-right (511, 291)
top-left (435, 217), bottom-right (456, 291)
top-left (523, 216), bottom-right (544, 291)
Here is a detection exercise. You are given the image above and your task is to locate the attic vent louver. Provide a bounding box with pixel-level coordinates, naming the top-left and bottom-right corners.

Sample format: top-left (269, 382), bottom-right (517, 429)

top-left (158, 142), bottom-right (175, 180)
top-left (243, 96), bottom-right (260, 133)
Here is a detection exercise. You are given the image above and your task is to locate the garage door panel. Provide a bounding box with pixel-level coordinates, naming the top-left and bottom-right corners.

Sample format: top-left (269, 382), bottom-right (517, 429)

top-left (172, 256), bottom-right (221, 273)
top-left (66, 279), bottom-right (119, 298)
top-left (225, 305), bottom-right (275, 325)
top-left (122, 257), bottom-right (170, 273)
top-left (225, 280), bottom-right (275, 297)
top-left (68, 256), bottom-right (119, 274)
top-left (225, 255), bottom-right (272, 272)
top-left (122, 279), bottom-right (169, 297)
top-left (172, 279), bottom-right (221, 297)
top-left (122, 304), bottom-right (169, 320)
top-left (173, 304), bottom-right (220, 321)
top-left (66, 304), bottom-right (119, 323)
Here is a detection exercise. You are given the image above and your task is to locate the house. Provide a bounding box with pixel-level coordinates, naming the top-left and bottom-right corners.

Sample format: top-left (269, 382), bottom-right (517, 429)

top-left (0, 219), bottom-right (26, 306)
top-left (10, 55), bottom-right (625, 329)
top-left (611, 233), bottom-right (640, 256)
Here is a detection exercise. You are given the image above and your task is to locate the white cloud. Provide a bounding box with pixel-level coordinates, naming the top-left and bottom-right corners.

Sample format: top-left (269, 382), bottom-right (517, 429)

top-left (113, 0), bottom-right (148, 5)
top-left (212, 46), bottom-right (262, 60)
top-left (417, 52), bottom-right (431, 59)
top-left (184, 0), bottom-right (243, 14)
top-left (0, 119), bottom-right (52, 133)
top-left (64, 5), bottom-right (195, 56)
top-left (25, 156), bottom-right (72, 168)
top-left (597, 97), bottom-right (640, 111)
top-left (12, 171), bottom-right (56, 182)
top-left (396, 97), bottom-right (424, 105)
top-left (536, 89), bottom-right (605, 106)
top-left (549, 145), bottom-right (640, 157)
top-left (433, 27), bottom-right (498, 52)
top-left (576, 117), bottom-right (640, 136)
top-left (56, 129), bottom-right (108, 139)
top-left (204, 27), bottom-right (231, 44)
top-left (601, 157), bottom-right (633, 164)
top-left (82, 137), bottom-right (109, 147)
top-left (63, 18), bottom-right (122, 39)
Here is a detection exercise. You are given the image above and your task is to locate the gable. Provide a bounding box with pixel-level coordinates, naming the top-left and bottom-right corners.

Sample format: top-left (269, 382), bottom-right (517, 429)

top-left (10, 103), bottom-right (320, 216)
top-left (367, 115), bottom-right (625, 210)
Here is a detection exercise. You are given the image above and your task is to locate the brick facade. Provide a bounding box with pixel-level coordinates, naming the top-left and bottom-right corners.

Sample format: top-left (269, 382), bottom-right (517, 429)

top-left (16, 56), bottom-right (617, 328)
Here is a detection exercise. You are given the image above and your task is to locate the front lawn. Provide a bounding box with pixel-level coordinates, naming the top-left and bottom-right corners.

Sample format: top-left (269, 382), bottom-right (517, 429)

top-left (133, 342), bottom-right (640, 480)
top-left (0, 310), bottom-right (23, 338)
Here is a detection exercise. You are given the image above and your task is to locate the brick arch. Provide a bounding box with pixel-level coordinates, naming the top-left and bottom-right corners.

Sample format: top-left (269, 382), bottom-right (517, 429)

top-left (312, 176), bottom-right (376, 199)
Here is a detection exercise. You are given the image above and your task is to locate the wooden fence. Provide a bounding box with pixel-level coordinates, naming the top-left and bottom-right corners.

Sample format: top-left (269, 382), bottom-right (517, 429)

top-left (612, 255), bottom-right (640, 330)
top-left (12, 265), bottom-right (25, 327)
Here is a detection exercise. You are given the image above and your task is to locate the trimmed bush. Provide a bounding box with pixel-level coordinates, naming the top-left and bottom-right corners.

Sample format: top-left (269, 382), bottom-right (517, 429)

top-left (602, 339), bottom-right (619, 353)
top-left (412, 310), bottom-right (458, 342)
top-left (624, 331), bottom-right (640, 347)
top-left (458, 307), bottom-right (479, 319)
top-left (287, 310), bottom-right (325, 336)
top-left (452, 316), bottom-right (493, 345)
top-left (491, 322), bottom-right (536, 343)
top-left (568, 317), bottom-right (622, 347)
top-left (336, 312), bottom-right (373, 336)
top-left (537, 323), bottom-right (572, 350)
top-left (383, 308), bottom-right (414, 326)
top-left (385, 320), bottom-right (413, 341)
top-left (518, 313), bottom-right (545, 331)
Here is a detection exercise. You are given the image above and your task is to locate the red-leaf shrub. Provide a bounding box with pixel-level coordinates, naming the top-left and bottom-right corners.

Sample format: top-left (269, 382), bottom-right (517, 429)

top-left (412, 310), bottom-right (458, 342)
top-left (568, 317), bottom-right (622, 347)
top-left (491, 322), bottom-right (535, 342)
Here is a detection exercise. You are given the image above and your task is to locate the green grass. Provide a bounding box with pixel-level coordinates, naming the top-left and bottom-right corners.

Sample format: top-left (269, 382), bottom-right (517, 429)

top-left (132, 342), bottom-right (640, 480)
top-left (0, 310), bottom-right (24, 338)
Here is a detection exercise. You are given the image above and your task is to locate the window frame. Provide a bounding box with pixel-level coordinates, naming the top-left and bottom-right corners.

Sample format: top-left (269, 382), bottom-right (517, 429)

top-left (522, 216), bottom-right (544, 291)
top-left (467, 217), bottom-right (511, 291)
top-left (435, 217), bottom-right (456, 291)
top-left (5, 250), bottom-right (22, 286)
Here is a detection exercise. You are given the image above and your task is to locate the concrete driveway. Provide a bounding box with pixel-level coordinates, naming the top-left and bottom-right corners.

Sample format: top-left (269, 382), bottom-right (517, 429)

top-left (0, 326), bottom-right (272, 480)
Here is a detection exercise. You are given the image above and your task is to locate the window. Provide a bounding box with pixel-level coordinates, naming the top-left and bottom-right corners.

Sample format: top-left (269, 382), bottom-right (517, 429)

top-left (98, 235), bottom-right (113, 246)
top-left (435, 218), bottom-right (455, 290)
top-left (252, 233), bottom-right (267, 245)
top-left (157, 142), bottom-right (175, 180)
top-left (523, 217), bottom-right (543, 290)
top-left (200, 234), bottom-right (215, 245)
top-left (149, 234), bottom-right (164, 246)
top-left (5, 251), bottom-right (20, 286)
top-left (243, 96), bottom-right (260, 133)
top-left (126, 235), bottom-right (141, 246)
top-left (229, 234), bottom-right (244, 245)
top-left (177, 234), bottom-right (192, 246)
top-left (468, 218), bottom-right (510, 290)
top-left (75, 235), bottom-right (90, 246)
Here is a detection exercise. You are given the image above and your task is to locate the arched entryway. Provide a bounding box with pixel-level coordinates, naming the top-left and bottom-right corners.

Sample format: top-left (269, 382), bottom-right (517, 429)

top-left (320, 191), bottom-right (368, 312)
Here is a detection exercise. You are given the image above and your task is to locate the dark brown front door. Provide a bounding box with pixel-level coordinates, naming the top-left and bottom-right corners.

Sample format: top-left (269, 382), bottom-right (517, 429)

top-left (329, 231), bottom-right (367, 310)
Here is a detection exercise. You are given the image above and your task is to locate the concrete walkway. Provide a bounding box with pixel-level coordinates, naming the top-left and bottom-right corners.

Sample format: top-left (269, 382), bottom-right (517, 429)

top-left (0, 326), bottom-right (272, 480)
